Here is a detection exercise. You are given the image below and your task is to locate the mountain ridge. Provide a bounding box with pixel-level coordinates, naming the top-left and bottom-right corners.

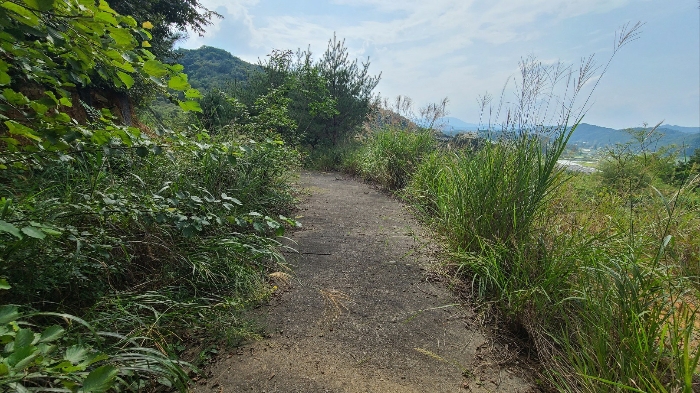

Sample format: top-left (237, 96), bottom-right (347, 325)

top-left (441, 118), bottom-right (700, 152)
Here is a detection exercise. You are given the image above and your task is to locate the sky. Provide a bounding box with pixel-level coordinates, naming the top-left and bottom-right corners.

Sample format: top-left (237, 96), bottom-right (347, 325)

top-left (180, 0), bottom-right (700, 129)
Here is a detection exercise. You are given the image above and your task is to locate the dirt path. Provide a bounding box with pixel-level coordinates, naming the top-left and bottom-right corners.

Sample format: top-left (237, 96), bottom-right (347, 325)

top-left (194, 171), bottom-right (538, 393)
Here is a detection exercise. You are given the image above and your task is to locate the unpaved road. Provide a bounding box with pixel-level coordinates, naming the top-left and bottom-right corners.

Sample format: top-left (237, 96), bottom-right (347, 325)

top-left (193, 171), bottom-right (539, 393)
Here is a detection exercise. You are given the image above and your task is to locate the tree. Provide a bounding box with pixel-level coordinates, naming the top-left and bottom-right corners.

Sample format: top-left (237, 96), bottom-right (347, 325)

top-left (0, 0), bottom-right (201, 169)
top-left (108, 0), bottom-right (220, 59)
top-left (317, 34), bottom-right (380, 147)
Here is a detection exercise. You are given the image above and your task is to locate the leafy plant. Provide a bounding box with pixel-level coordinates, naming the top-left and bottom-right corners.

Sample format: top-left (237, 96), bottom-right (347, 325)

top-left (0, 280), bottom-right (188, 392)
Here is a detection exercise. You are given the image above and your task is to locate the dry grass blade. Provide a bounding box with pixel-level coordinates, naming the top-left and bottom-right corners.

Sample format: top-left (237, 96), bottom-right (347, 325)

top-left (319, 289), bottom-right (352, 321)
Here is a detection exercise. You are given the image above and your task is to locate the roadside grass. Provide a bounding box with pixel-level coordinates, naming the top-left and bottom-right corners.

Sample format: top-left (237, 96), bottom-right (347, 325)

top-left (338, 22), bottom-right (699, 390)
top-left (345, 127), bottom-right (435, 191)
top-left (396, 129), bottom-right (699, 391)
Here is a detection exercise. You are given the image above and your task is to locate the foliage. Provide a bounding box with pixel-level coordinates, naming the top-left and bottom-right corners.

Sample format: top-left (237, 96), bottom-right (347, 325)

top-left (109, 0), bottom-right (220, 59)
top-left (212, 37), bottom-right (379, 149)
top-left (176, 46), bottom-right (260, 91)
top-left (674, 148), bottom-right (700, 187)
top-left (0, 0), bottom-right (203, 161)
top-left (0, 1), bottom-right (301, 391)
top-left (225, 48), bottom-right (340, 147)
top-left (599, 123), bottom-right (681, 193)
top-left (315, 34), bottom-right (380, 147)
top-left (347, 127), bottom-right (436, 191)
top-left (0, 281), bottom-right (189, 392)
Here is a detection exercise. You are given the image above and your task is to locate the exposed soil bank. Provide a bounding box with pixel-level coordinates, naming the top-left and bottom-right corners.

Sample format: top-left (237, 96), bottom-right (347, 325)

top-left (193, 171), bottom-right (539, 393)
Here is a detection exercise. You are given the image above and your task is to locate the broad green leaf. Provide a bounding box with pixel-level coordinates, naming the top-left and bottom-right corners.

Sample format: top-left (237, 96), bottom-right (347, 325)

top-left (3, 89), bottom-right (30, 105)
top-left (29, 101), bottom-right (48, 115)
top-left (221, 193), bottom-right (242, 205)
top-left (95, 11), bottom-right (118, 26)
top-left (21, 226), bottom-right (46, 240)
top-left (116, 71), bottom-right (134, 89)
top-left (0, 220), bottom-right (21, 238)
top-left (7, 345), bottom-right (37, 369)
top-left (6, 121), bottom-right (40, 141)
top-left (141, 40), bottom-right (151, 47)
top-left (167, 74), bottom-right (189, 91)
top-left (178, 100), bottom-right (202, 112)
top-left (59, 97), bottom-right (72, 107)
top-left (0, 72), bottom-right (10, 86)
top-left (0, 305), bottom-right (19, 324)
top-left (0, 279), bottom-right (10, 290)
top-left (109, 29), bottom-right (133, 47)
top-left (40, 227), bottom-right (62, 236)
top-left (134, 146), bottom-right (148, 157)
top-left (97, 0), bottom-right (116, 14)
top-left (64, 345), bottom-right (90, 365)
top-left (22, 0), bottom-right (55, 11)
top-left (82, 365), bottom-right (119, 392)
top-left (0, 363), bottom-right (8, 376)
top-left (14, 328), bottom-right (35, 348)
top-left (185, 88), bottom-right (202, 99)
top-left (112, 60), bottom-right (134, 73)
top-left (1, 2), bottom-right (40, 26)
top-left (39, 325), bottom-right (64, 343)
top-left (43, 90), bottom-right (59, 105)
top-left (121, 15), bottom-right (137, 28)
top-left (142, 21), bottom-right (153, 29)
top-left (142, 60), bottom-right (168, 78)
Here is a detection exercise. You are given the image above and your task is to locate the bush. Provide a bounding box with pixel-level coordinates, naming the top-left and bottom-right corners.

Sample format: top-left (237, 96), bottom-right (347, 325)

top-left (350, 127), bottom-right (436, 190)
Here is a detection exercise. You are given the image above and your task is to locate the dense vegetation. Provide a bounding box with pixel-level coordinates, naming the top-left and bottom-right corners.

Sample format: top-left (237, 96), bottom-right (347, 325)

top-left (331, 29), bottom-right (700, 391)
top-left (174, 46), bottom-right (259, 91)
top-left (1, 2), bottom-right (697, 392)
top-left (0, 1), bottom-right (378, 391)
top-left (178, 37), bottom-right (380, 150)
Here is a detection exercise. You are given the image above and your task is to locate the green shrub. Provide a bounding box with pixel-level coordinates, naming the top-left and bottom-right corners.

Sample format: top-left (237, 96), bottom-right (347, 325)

top-left (353, 127), bottom-right (436, 190)
top-left (407, 131), bottom-right (569, 250)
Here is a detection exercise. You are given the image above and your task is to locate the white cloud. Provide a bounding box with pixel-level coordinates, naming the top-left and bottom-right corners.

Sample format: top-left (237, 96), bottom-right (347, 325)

top-left (179, 0), bottom-right (697, 127)
top-left (181, 0), bottom-right (258, 47)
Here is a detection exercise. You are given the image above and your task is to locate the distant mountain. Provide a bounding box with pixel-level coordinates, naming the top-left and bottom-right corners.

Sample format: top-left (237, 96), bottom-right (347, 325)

top-left (660, 124), bottom-right (700, 134)
top-left (569, 123), bottom-right (699, 153)
top-left (568, 123), bottom-right (630, 147)
top-left (441, 117), bottom-right (700, 153)
top-left (440, 117), bottom-right (483, 133)
top-left (174, 46), bottom-right (260, 91)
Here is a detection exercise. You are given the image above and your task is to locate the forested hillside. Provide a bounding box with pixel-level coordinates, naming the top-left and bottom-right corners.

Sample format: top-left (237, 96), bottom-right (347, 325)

top-left (174, 46), bottom-right (260, 91)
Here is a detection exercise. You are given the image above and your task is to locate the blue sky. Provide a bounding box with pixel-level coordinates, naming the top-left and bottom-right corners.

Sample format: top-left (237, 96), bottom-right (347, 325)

top-left (181, 0), bottom-right (700, 129)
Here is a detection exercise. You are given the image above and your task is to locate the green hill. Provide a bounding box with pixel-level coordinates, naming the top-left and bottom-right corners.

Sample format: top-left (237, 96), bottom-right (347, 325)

top-left (174, 46), bottom-right (260, 91)
top-left (569, 123), bottom-right (700, 153)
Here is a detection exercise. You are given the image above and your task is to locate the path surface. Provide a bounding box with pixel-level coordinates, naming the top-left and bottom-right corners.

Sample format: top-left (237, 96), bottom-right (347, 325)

top-left (194, 172), bottom-right (538, 393)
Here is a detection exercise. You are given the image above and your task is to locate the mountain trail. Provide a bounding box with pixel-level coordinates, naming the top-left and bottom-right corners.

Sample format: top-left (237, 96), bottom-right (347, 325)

top-left (192, 171), bottom-right (540, 393)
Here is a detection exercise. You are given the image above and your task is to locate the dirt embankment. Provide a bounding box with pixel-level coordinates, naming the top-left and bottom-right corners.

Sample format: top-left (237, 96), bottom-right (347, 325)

top-left (193, 171), bottom-right (539, 393)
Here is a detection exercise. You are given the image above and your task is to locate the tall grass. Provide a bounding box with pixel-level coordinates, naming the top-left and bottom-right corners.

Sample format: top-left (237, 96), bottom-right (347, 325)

top-left (349, 23), bottom-right (699, 391)
top-left (348, 127), bottom-right (436, 190)
top-left (408, 130), bottom-right (570, 251)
